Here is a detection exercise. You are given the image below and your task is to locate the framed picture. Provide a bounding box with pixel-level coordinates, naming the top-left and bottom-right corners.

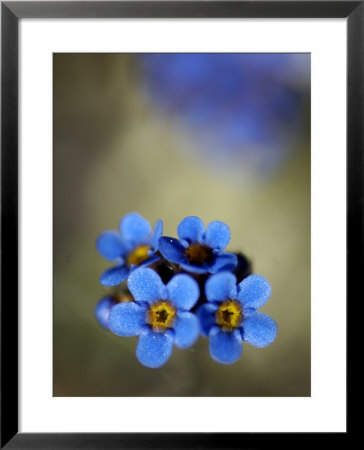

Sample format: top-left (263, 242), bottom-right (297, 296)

top-left (1, 1), bottom-right (357, 447)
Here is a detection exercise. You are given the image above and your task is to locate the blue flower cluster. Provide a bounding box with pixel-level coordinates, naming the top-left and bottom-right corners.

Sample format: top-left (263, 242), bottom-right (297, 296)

top-left (95, 213), bottom-right (277, 368)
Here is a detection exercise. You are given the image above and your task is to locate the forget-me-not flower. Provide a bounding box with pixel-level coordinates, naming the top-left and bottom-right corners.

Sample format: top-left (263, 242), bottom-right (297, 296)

top-left (97, 213), bottom-right (163, 287)
top-left (95, 291), bottom-right (134, 330)
top-left (95, 297), bottom-right (118, 330)
top-left (108, 267), bottom-right (200, 368)
top-left (197, 272), bottom-right (277, 364)
top-left (158, 216), bottom-right (237, 274)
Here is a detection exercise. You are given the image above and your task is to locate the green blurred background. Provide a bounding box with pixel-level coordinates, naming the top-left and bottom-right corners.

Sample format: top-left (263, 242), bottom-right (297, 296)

top-left (53, 54), bottom-right (310, 396)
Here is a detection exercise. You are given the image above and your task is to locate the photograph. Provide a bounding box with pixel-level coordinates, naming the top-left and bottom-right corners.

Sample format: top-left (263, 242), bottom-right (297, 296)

top-left (53, 52), bottom-right (311, 397)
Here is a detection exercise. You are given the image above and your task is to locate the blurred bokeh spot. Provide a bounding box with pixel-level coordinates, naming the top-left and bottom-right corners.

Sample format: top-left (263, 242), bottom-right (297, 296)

top-left (140, 53), bottom-right (310, 184)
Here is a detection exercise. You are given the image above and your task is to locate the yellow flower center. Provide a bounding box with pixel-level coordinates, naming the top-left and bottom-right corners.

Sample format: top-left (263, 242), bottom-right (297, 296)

top-left (184, 243), bottom-right (213, 266)
top-left (148, 301), bottom-right (176, 331)
top-left (127, 245), bottom-right (151, 267)
top-left (216, 300), bottom-right (242, 331)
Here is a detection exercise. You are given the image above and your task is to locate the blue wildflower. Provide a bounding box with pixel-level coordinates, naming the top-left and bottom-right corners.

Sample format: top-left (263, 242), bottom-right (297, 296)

top-left (97, 213), bottom-right (163, 287)
top-left (108, 267), bottom-right (200, 368)
top-left (95, 297), bottom-right (117, 330)
top-left (158, 216), bottom-right (237, 274)
top-left (197, 272), bottom-right (277, 364)
top-left (95, 291), bottom-right (134, 330)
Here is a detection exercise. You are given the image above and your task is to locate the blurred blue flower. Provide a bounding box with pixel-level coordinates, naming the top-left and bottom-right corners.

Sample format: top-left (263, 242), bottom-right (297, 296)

top-left (197, 272), bottom-right (277, 364)
top-left (95, 291), bottom-right (134, 330)
top-left (158, 216), bottom-right (237, 274)
top-left (140, 53), bottom-right (310, 175)
top-left (97, 213), bottom-right (163, 287)
top-left (109, 267), bottom-right (200, 368)
top-left (95, 297), bottom-right (117, 330)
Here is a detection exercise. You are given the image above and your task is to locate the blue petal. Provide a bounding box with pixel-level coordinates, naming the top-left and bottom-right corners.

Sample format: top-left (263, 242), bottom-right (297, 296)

top-left (203, 221), bottom-right (231, 251)
top-left (158, 236), bottom-right (186, 264)
top-left (166, 274), bottom-right (199, 310)
top-left (205, 271), bottom-right (237, 302)
top-left (127, 267), bottom-right (164, 304)
top-left (148, 219), bottom-right (163, 250)
top-left (100, 264), bottom-right (129, 286)
top-left (177, 216), bottom-right (205, 243)
top-left (196, 303), bottom-right (218, 336)
top-left (109, 302), bottom-right (147, 337)
top-left (94, 297), bottom-right (116, 330)
top-left (137, 254), bottom-right (160, 269)
top-left (241, 312), bottom-right (277, 347)
top-left (179, 262), bottom-right (210, 274)
top-left (237, 274), bottom-right (272, 309)
top-left (209, 328), bottom-right (242, 364)
top-left (173, 311), bottom-right (200, 349)
top-left (96, 231), bottom-right (125, 261)
top-left (136, 329), bottom-right (174, 368)
top-left (119, 212), bottom-right (151, 246)
top-left (209, 252), bottom-right (238, 273)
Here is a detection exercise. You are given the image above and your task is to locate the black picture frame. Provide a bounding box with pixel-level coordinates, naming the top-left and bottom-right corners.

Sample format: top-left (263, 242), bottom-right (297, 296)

top-left (1, 1), bottom-right (359, 448)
